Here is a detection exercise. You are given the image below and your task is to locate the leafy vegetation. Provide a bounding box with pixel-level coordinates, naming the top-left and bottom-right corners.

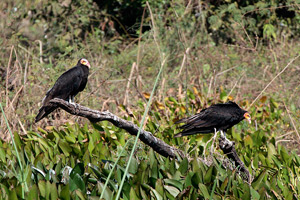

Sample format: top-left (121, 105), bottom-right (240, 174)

top-left (1, 0), bottom-right (300, 199)
top-left (1, 92), bottom-right (300, 199)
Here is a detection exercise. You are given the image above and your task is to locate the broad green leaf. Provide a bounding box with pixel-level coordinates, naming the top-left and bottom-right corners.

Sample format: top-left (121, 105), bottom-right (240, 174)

top-left (13, 131), bottom-right (22, 150)
top-left (50, 182), bottom-right (58, 200)
top-left (220, 177), bottom-right (228, 192)
top-left (164, 179), bottom-right (183, 191)
top-left (70, 163), bottom-right (84, 178)
top-left (8, 189), bottom-right (18, 200)
top-left (129, 187), bottom-right (139, 200)
top-left (70, 173), bottom-right (85, 192)
top-left (58, 140), bottom-right (72, 156)
top-left (267, 143), bottom-right (276, 159)
top-left (99, 182), bottom-right (113, 200)
top-left (74, 189), bottom-right (86, 200)
top-left (65, 135), bottom-right (76, 144)
top-left (38, 180), bottom-right (46, 198)
top-left (191, 172), bottom-right (201, 188)
top-left (0, 147), bottom-right (6, 163)
top-left (185, 172), bottom-right (194, 187)
top-left (155, 179), bottom-right (164, 197)
top-left (241, 184), bottom-right (250, 200)
top-left (252, 169), bottom-right (266, 190)
top-left (128, 158), bottom-right (138, 174)
top-left (150, 187), bottom-right (163, 200)
top-left (204, 165), bottom-right (213, 184)
top-left (244, 135), bottom-right (253, 147)
top-left (164, 185), bottom-right (180, 198)
top-left (178, 157), bottom-right (188, 175)
top-left (199, 183), bottom-right (210, 199)
top-left (26, 185), bottom-right (38, 200)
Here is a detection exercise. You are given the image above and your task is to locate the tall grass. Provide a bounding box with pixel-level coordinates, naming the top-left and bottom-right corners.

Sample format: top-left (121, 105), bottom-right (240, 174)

top-left (0, 103), bottom-right (28, 198)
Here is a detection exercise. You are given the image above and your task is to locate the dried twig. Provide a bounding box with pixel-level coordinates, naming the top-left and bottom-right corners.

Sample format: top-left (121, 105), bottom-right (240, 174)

top-left (283, 102), bottom-right (300, 144)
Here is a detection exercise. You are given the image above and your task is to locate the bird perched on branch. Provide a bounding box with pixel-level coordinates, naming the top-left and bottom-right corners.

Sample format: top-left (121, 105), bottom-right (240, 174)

top-left (174, 101), bottom-right (251, 139)
top-left (35, 58), bottom-right (90, 123)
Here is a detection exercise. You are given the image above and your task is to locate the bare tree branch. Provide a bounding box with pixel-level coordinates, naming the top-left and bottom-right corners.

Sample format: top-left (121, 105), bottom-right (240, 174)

top-left (219, 137), bottom-right (251, 183)
top-left (50, 98), bottom-right (184, 158)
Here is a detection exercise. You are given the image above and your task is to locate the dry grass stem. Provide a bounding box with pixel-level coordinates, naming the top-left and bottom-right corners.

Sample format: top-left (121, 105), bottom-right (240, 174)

top-left (35, 40), bottom-right (43, 64)
top-left (283, 102), bottom-right (300, 144)
top-left (178, 47), bottom-right (190, 77)
top-left (249, 54), bottom-right (300, 108)
top-left (123, 62), bottom-right (137, 105)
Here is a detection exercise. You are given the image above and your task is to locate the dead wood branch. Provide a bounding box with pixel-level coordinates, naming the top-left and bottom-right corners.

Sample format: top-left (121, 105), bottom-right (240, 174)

top-left (50, 98), bottom-right (184, 158)
top-left (219, 137), bottom-right (251, 183)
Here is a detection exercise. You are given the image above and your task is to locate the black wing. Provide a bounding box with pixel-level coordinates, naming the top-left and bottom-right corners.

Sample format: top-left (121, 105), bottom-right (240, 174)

top-left (174, 103), bottom-right (243, 137)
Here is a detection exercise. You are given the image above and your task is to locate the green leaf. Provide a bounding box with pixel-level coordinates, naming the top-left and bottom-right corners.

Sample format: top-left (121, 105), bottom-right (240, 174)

top-left (244, 135), bottom-right (253, 147)
top-left (164, 185), bottom-right (180, 198)
top-left (13, 131), bottom-right (22, 150)
top-left (65, 135), bottom-right (76, 144)
top-left (58, 140), bottom-right (72, 156)
top-left (164, 179), bottom-right (183, 191)
top-left (241, 184), bottom-right (250, 200)
top-left (204, 165), bottom-right (213, 184)
top-left (185, 172), bottom-right (194, 187)
top-left (70, 173), bottom-right (85, 192)
top-left (99, 182), bottom-right (113, 200)
top-left (38, 180), bottom-right (46, 198)
top-left (50, 182), bottom-right (58, 200)
top-left (252, 169), bottom-right (266, 190)
top-left (250, 187), bottom-right (260, 200)
top-left (129, 187), bottom-right (139, 200)
top-left (128, 158), bottom-right (138, 174)
top-left (0, 147), bottom-right (6, 163)
top-left (70, 163), bottom-right (84, 178)
top-left (191, 172), bottom-right (201, 188)
top-left (267, 143), bottom-right (276, 159)
top-left (9, 189), bottom-right (18, 200)
top-left (199, 183), bottom-right (210, 199)
top-left (155, 179), bottom-right (164, 197)
top-left (25, 185), bottom-right (37, 199)
top-left (150, 187), bottom-right (163, 200)
top-left (178, 157), bottom-right (188, 175)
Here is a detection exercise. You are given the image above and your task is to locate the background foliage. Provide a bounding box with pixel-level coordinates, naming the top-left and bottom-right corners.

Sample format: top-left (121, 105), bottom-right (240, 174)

top-left (0, 0), bottom-right (300, 199)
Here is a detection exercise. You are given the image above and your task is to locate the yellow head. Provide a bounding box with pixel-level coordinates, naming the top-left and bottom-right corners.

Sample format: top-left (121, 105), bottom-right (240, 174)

top-left (80, 58), bottom-right (91, 68)
top-left (244, 112), bottom-right (251, 124)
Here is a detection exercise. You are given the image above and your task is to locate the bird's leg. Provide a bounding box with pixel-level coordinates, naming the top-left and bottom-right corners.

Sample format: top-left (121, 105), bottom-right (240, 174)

top-left (220, 130), bottom-right (225, 139)
top-left (220, 130), bottom-right (232, 147)
top-left (68, 96), bottom-right (75, 104)
top-left (68, 96), bottom-right (78, 113)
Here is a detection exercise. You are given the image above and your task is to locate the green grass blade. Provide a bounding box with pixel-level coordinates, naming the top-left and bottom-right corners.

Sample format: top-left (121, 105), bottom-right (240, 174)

top-left (99, 138), bottom-right (133, 199)
top-left (0, 103), bottom-right (27, 197)
top-left (115, 55), bottom-right (167, 199)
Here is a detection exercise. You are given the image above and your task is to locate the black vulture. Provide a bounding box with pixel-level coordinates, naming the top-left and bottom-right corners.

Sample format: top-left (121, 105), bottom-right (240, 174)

top-left (35, 58), bottom-right (90, 123)
top-left (174, 101), bottom-right (251, 138)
